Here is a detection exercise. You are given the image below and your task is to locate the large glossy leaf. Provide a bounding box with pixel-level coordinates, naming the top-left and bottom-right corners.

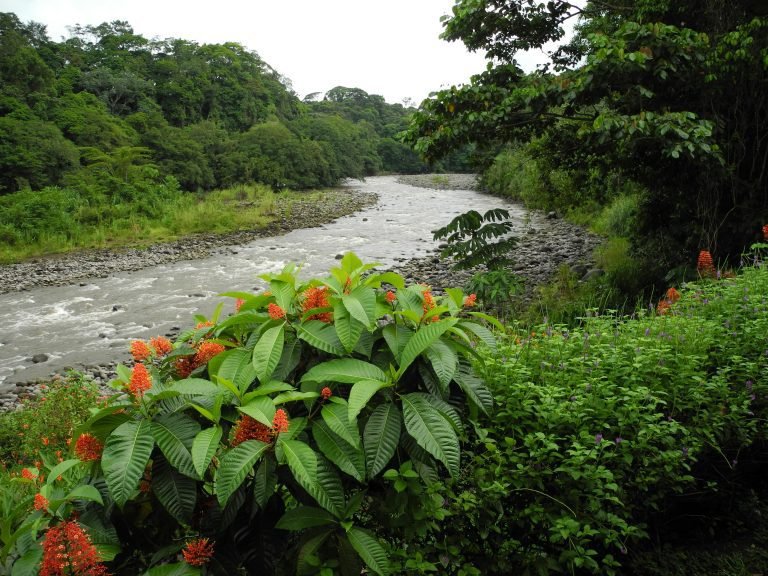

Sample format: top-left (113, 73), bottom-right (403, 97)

top-left (297, 321), bottom-right (345, 356)
top-left (382, 324), bottom-right (413, 362)
top-left (144, 563), bottom-right (200, 576)
top-left (397, 318), bottom-right (459, 378)
top-left (243, 381), bottom-right (295, 400)
top-left (191, 425), bottom-right (222, 478)
top-left (401, 393), bottom-right (460, 478)
top-left (281, 440), bottom-right (345, 517)
top-left (269, 279), bottom-right (295, 310)
top-left (296, 529), bottom-right (333, 575)
top-left (65, 485), bottom-right (104, 505)
top-left (347, 527), bottom-right (390, 576)
top-left (10, 547), bottom-right (42, 576)
top-left (273, 337), bottom-right (302, 381)
top-left (363, 403), bottom-right (402, 479)
top-left (238, 396), bottom-right (276, 428)
top-left (458, 319), bottom-right (497, 352)
top-left (253, 456), bottom-right (277, 509)
top-left (417, 392), bottom-right (464, 434)
top-left (313, 421), bottom-right (365, 482)
top-left (455, 365), bottom-right (493, 416)
top-left (424, 339), bottom-right (458, 392)
top-left (321, 403), bottom-right (360, 448)
top-left (153, 455), bottom-right (197, 524)
top-left (46, 459), bottom-right (81, 485)
top-left (215, 440), bottom-right (269, 507)
top-left (343, 286), bottom-right (376, 328)
top-left (275, 506), bottom-right (337, 531)
top-left (332, 302), bottom-right (364, 353)
top-left (151, 413), bottom-right (200, 479)
top-left (170, 378), bottom-right (220, 396)
top-left (348, 379), bottom-right (391, 421)
top-left (102, 419), bottom-right (154, 508)
top-left (214, 348), bottom-right (258, 395)
top-left (302, 358), bottom-right (388, 384)
top-left (253, 324), bottom-right (285, 384)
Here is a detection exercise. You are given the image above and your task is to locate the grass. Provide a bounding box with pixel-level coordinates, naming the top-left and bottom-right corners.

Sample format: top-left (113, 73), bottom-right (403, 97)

top-left (0, 184), bottom-right (332, 263)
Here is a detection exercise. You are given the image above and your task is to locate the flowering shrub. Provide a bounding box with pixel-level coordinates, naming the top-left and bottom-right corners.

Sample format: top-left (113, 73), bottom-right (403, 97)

top-left (3, 253), bottom-right (493, 575)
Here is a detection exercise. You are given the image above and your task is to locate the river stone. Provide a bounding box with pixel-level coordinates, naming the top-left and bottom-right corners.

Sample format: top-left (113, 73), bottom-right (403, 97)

top-left (31, 353), bottom-right (49, 363)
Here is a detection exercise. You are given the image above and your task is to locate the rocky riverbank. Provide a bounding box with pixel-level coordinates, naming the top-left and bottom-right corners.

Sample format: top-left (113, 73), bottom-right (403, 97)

top-left (0, 188), bottom-right (378, 295)
top-left (0, 175), bottom-right (602, 410)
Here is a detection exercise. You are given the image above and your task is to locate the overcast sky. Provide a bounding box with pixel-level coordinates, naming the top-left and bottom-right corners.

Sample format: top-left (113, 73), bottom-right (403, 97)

top-left (2, 0), bottom-right (556, 105)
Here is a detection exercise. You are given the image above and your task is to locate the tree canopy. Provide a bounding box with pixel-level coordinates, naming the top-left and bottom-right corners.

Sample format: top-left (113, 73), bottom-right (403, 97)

top-left (403, 0), bottom-right (768, 266)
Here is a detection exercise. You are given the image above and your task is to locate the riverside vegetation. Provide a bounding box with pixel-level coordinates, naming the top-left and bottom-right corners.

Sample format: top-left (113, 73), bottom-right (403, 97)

top-left (1, 242), bottom-right (768, 575)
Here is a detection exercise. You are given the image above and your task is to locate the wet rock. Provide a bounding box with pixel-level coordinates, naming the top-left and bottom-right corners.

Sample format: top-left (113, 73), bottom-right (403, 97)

top-left (31, 353), bottom-right (49, 364)
top-left (112, 305), bottom-right (124, 312)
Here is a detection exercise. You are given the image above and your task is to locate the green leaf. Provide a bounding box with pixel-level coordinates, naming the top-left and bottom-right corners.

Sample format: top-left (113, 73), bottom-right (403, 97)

top-left (321, 403), bottom-right (360, 448)
top-left (348, 380), bottom-right (391, 421)
top-left (153, 455), bottom-right (197, 524)
top-left (313, 421), bottom-right (366, 482)
top-left (302, 358), bottom-right (388, 384)
top-left (215, 440), bottom-right (269, 507)
top-left (296, 529), bottom-right (333, 575)
top-left (253, 324), bottom-right (285, 384)
top-left (273, 391), bottom-right (320, 405)
top-left (364, 403), bottom-right (402, 479)
top-left (243, 381), bottom-right (295, 400)
top-left (151, 413), bottom-right (201, 479)
top-left (65, 484), bottom-right (103, 505)
top-left (238, 396), bottom-right (276, 428)
top-left (10, 546), bottom-right (42, 576)
top-left (382, 324), bottom-right (413, 362)
top-left (46, 459), bottom-right (81, 485)
top-left (401, 393), bottom-right (460, 478)
top-left (424, 340), bottom-right (458, 392)
top-left (276, 506), bottom-right (337, 531)
top-left (369, 271), bottom-right (404, 289)
top-left (398, 318), bottom-right (459, 378)
top-left (343, 286), bottom-right (377, 328)
top-left (191, 426), bottom-right (223, 478)
top-left (213, 348), bottom-right (258, 395)
top-left (347, 527), bottom-right (390, 576)
top-left (281, 440), bottom-right (345, 517)
top-left (144, 563), bottom-right (200, 576)
top-left (297, 321), bottom-right (346, 356)
top-left (454, 366), bottom-right (493, 416)
top-left (458, 319), bottom-right (497, 352)
top-left (102, 419), bottom-right (154, 508)
top-left (419, 393), bottom-right (464, 434)
top-left (333, 301), bottom-right (364, 353)
top-left (253, 456), bottom-right (277, 509)
top-left (171, 378), bottom-right (220, 396)
top-left (269, 279), bottom-right (296, 310)
top-left (280, 438), bottom-right (317, 490)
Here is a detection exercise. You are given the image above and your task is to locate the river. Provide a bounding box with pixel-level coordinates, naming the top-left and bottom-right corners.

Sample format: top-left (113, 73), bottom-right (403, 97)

top-left (0, 176), bottom-right (529, 391)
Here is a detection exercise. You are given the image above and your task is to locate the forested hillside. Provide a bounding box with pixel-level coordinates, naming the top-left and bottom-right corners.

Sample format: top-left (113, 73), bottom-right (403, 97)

top-left (0, 12), bottom-right (445, 196)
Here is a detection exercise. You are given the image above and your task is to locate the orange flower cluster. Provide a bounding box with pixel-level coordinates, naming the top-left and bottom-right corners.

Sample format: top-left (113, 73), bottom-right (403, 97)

top-left (763, 224), bottom-right (768, 241)
top-left (21, 467), bottom-right (37, 481)
top-left (34, 493), bottom-right (49, 511)
top-left (321, 386), bottom-right (332, 400)
top-left (195, 321), bottom-right (214, 330)
top-left (422, 288), bottom-right (439, 322)
top-left (194, 341), bottom-right (225, 365)
top-left (273, 409), bottom-right (290, 434)
top-left (235, 298), bottom-right (245, 312)
top-left (130, 337), bottom-right (173, 362)
top-left (40, 520), bottom-right (110, 576)
top-left (268, 303), bottom-right (286, 320)
top-left (128, 364), bottom-right (152, 398)
top-left (231, 415), bottom-right (272, 446)
top-left (385, 291), bottom-right (396, 304)
top-left (182, 538), bottom-right (215, 567)
top-left (697, 250), bottom-right (715, 277)
top-left (464, 293), bottom-right (477, 307)
top-left (74, 433), bottom-right (104, 462)
top-left (656, 287), bottom-right (681, 315)
top-left (302, 286), bottom-right (333, 322)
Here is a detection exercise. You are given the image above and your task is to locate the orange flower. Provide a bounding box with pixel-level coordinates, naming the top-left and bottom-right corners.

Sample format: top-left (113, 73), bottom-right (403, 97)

top-left (42, 437), bottom-right (49, 446)
top-left (128, 363), bottom-right (152, 398)
top-left (321, 386), bottom-right (332, 400)
top-left (196, 321), bottom-right (214, 330)
top-left (74, 433), bottom-right (104, 462)
top-left (656, 299), bottom-right (671, 315)
top-left (194, 341), bottom-right (225, 365)
top-left (40, 520), bottom-right (110, 576)
top-left (385, 291), bottom-right (396, 304)
top-left (175, 357), bottom-right (197, 378)
top-left (272, 409), bottom-right (290, 434)
top-left (697, 250), bottom-right (715, 277)
top-left (665, 287), bottom-right (680, 303)
top-left (235, 298), bottom-right (245, 312)
top-left (182, 538), bottom-right (215, 567)
top-left (268, 303), bottom-right (286, 320)
top-left (130, 340), bottom-right (152, 362)
top-left (34, 493), bottom-right (48, 511)
top-left (231, 415), bottom-right (272, 446)
top-left (21, 467), bottom-right (37, 481)
top-left (302, 286), bottom-right (332, 322)
top-left (464, 293), bottom-right (477, 307)
top-left (149, 336), bottom-right (173, 357)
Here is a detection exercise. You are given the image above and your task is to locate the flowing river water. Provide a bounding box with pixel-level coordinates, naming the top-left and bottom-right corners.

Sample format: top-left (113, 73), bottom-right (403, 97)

top-left (0, 176), bottom-right (530, 392)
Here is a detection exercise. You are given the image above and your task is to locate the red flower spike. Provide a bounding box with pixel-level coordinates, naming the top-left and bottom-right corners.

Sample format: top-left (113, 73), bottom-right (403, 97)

top-left (34, 493), bottom-right (48, 511)
top-left (194, 341), bottom-right (225, 365)
top-left (21, 467), bottom-right (37, 481)
top-left (130, 340), bottom-right (152, 362)
top-left (40, 520), bottom-right (111, 576)
top-left (321, 386), bottom-right (332, 400)
top-left (385, 291), bottom-right (396, 304)
top-left (149, 336), bottom-right (173, 357)
top-left (464, 293), bottom-right (477, 307)
top-left (182, 538), bottom-right (215, 567)
top-left (302, 286), bottom-right (333, 323)
top-left (231, 415), bottom-right (272, 446)
top-left (697, 250), bottom-right (715, 278)
top-left (75, 433), bottom-right (104, 462)
top-left (268, 303), bottom-right (286, 320)
top-left (272, 409), bottom-right (290, 434)
top-left (128, 364), bottom-right (152, 398)
top-left (235, 298), bottom-right (245, 312)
